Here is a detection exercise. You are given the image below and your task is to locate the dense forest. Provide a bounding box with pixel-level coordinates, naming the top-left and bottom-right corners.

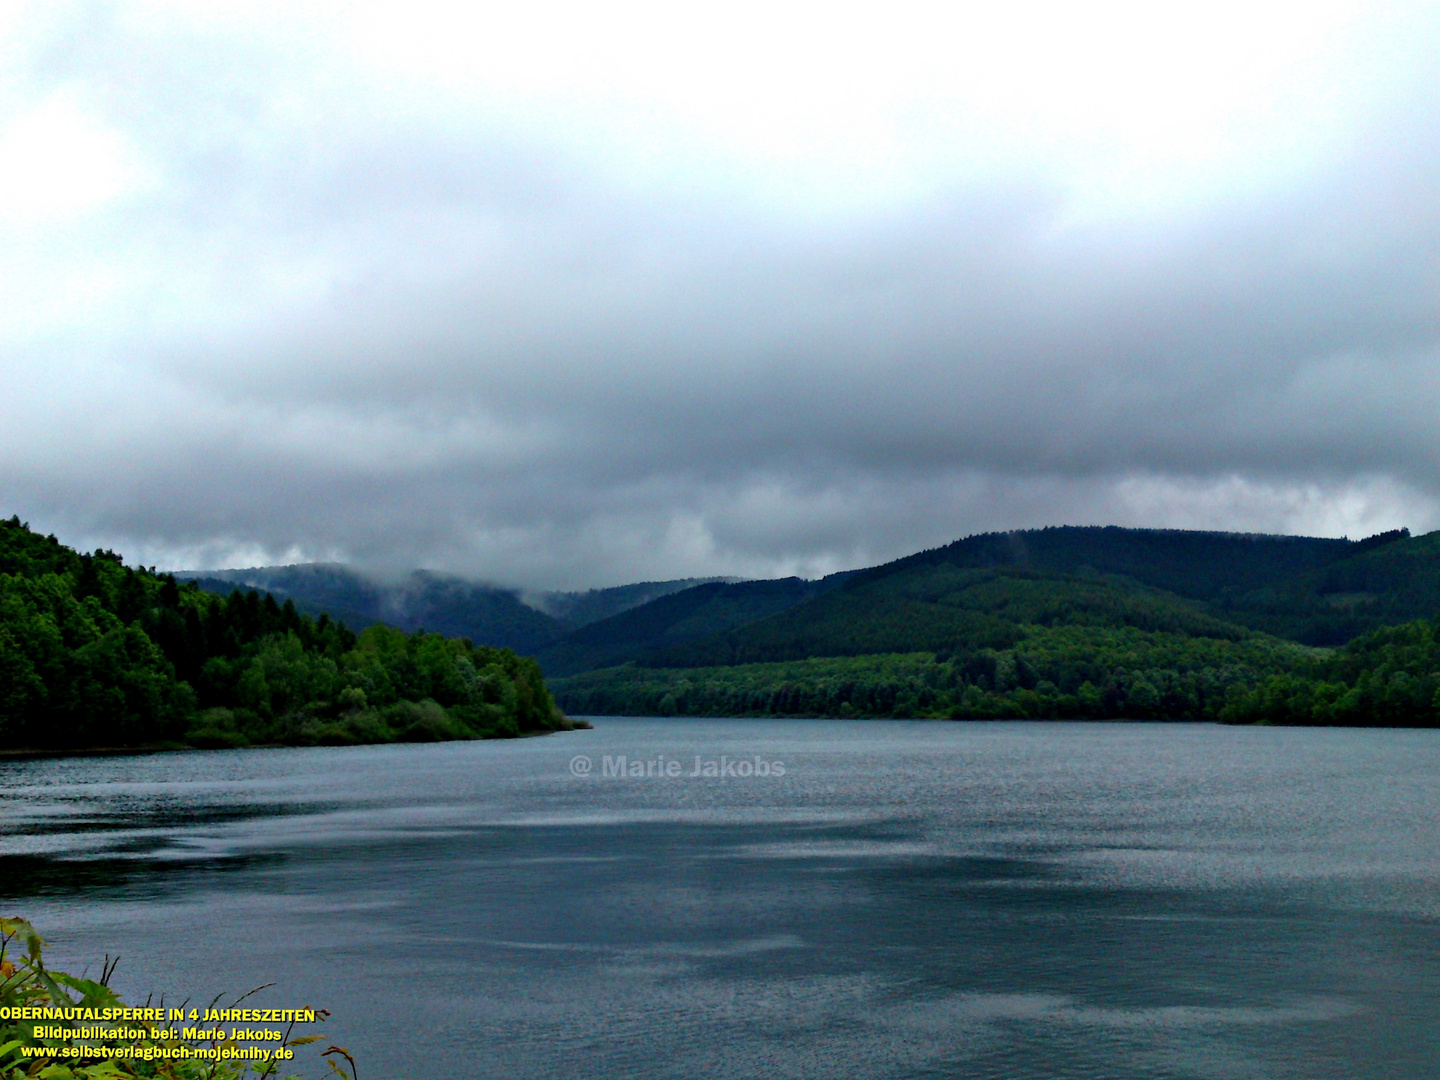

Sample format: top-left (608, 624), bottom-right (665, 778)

top-left (549, 526), bottom-right (1440, 727)
top-left (633, 566), bottom-right (1253, 669)
top-left (1223, 618), bottom-right (1440, 726)
top-left (556, 625), bottom-right (1310, 722)
top-left (189, 524), bottom-right (1440, 679)
top-left (10, 515), bottom-right (1440, 735)
top-left (0, 517), bottom-right (574, 751)
top-left (534, 574), bottom-right (854, 676)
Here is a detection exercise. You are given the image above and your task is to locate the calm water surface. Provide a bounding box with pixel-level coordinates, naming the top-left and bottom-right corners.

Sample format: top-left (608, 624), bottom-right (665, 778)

top-left (3, 719), bottom-right (1439, 1079)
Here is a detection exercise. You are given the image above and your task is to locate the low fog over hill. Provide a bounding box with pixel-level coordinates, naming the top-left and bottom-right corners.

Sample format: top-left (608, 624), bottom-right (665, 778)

top-left (179, 565), bottom-right (734, 654)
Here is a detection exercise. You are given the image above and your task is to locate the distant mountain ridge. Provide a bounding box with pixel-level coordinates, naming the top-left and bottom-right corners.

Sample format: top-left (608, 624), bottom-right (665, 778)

top-left (183, 525), bottom-right (1435, 695)
top-left (844, 524), bottom-right (1415, 644)
top-left (156, 522), bottom-right (1440, 726)
top-left (547, 524), bottom-right (1440, 724)
top-left (619, 525), bottom-right (1422, 670)
top-left (178, 564), bottom-right (743, 655)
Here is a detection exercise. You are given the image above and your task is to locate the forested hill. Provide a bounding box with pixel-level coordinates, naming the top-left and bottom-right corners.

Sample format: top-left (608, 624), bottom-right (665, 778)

top-left (532, 577), bottom-right (737, 627)
top-left (865, 525), bottom-right (1379, 598)
top-left (0, 517), bottom-right (575, 752)
top-left (1209, 527), bottom-right (1440, 643)
top-left (844, 525), bottom-right (1416, 643)
top-left (548, 525), bottom-right (1440, 726)
top-left (638, 565), bottom-right (1253, 670)
top-left (551, 525), bottom-right (1420, 673)
top-left (534, 574), bottom-right (854, 677)
top-left (11, 515), bottom-right (1438, 736)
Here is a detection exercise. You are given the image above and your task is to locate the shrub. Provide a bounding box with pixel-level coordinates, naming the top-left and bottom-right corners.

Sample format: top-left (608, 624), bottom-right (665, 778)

top-left (1, 916), bottom-right (352, 1079)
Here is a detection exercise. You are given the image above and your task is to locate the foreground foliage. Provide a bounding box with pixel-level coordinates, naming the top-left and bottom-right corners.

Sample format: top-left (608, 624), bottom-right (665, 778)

top-left (0, 917), bottom-right (343, 1079)
top-left (0, 517), bottom-right (574, 750)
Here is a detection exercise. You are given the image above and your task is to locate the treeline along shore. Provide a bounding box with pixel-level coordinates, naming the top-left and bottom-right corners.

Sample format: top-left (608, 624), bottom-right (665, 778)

top-left (0, 517), bottom-right (579, 753)
top-left (543, 525), bottom-right (1440, 727)
top-left (9, 513), bottom-right (1440, 749)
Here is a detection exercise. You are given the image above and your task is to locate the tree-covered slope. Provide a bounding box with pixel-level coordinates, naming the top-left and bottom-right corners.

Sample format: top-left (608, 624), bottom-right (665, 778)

top-left (1211, 528), bottom-right (1440, 644)
top-left (1224, 617), bottom-right (1440, 726)
top-left (639, 564), bottom-right (1253, 669)
top-left (553, 623), bottom-right (1310, 722)
top-left (0, 517), bottom-right (574, 751)
top-left (557, 525), bottom-right (1430, 676)
top-left (858, 524), bottom-right (1438, 646)
top-left (544, 524), bottom-right (1440, 726)
top-left (847, 525), bottom-right (1372, 601)
top-left (185, 571), bottom-right (381, 636)
top-left (532, 577), bottom-right (737, 628)
top-left (534, 573), bottom-right (852, 676)
top-left (385, 570), bottom-right (568, 652)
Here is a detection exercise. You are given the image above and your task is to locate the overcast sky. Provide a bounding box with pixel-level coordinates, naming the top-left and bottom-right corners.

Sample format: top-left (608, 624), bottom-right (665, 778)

top-left (4, 3), bottom-right (1440, 588)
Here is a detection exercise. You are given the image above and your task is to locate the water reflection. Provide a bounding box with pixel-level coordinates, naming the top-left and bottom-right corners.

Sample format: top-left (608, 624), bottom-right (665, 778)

top-left (4, 721), bottom-right (1440, 1079)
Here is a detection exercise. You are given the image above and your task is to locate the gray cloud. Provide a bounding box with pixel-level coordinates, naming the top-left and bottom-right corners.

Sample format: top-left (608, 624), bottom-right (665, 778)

top-left (4, 5), bottom-right (1440, 587)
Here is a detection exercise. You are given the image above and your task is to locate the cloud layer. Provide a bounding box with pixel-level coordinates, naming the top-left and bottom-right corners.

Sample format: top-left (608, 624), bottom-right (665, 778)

top-left (4, 3), bottom-right (1440, 587)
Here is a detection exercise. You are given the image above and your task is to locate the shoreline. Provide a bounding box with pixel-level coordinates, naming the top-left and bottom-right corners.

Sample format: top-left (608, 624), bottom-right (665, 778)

top-left (0, 722), bottom-right (593, 762)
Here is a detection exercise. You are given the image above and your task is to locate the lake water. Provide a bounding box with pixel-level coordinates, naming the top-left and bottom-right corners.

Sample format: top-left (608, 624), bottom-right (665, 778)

top-left (3, 718), bottom-right (1439, 1079)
